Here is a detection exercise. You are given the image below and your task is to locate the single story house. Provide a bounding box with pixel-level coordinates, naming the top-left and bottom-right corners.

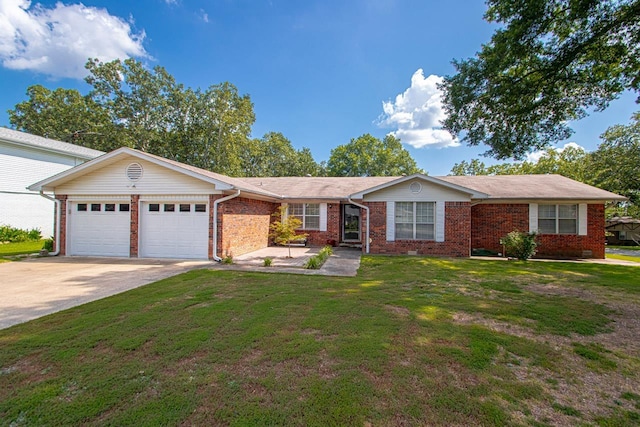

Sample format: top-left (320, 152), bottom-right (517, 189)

top-left (0, 128), bottom-right (103, 236)
top-left (28, 147), bottom-right (625, 259)
top-left (606, 217), bottom-right (640, 245)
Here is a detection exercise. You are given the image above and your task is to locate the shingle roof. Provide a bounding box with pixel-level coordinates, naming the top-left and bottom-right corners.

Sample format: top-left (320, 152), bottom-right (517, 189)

top-left (440, 174), bottom-right (626, 201)
top-left (0, 127), bottom-right (104, 159)
top-left (240, 176), bottom-right (397, 199)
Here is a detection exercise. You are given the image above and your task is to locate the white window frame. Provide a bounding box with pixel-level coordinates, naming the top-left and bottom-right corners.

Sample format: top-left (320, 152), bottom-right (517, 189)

top-left (288, 203), bottom-right (321, 230)
top-left (394, 201), bottom-right (435, 240)
top-left (538, 204), bottom-right (578, 235)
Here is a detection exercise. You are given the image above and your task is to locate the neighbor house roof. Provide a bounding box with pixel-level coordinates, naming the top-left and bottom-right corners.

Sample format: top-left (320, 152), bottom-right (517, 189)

top-left (441, 174), bottom-right (626, 201)
top-left (0, 127), bottom-right (104, 160)
top-left (606, 216), bottom-right (640, 225)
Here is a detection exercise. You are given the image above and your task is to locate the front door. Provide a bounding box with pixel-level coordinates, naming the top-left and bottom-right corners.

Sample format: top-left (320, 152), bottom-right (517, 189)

top-left (342, 204), bottom-right (361, 242)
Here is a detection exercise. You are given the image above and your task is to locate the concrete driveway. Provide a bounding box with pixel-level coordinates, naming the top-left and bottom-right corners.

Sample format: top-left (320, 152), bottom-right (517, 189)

top-left (0, 256), bottom-right (212, 330)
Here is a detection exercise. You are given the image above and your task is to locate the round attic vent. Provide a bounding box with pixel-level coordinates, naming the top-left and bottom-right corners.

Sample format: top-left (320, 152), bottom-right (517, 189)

top-left (409, 181), bottom-right (422, 194)
top-left (126, 163), bottom-right (143, 182)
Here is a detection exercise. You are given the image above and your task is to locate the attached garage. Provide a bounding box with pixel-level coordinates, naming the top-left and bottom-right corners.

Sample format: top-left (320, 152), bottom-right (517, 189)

top-left (139, 201), bottom-right (209, 259)
top-left (67, 201), bottom-right (131, 257)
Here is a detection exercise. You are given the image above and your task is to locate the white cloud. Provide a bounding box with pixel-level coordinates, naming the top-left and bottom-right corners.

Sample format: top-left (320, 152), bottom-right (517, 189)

top-left (377, 69), bottom-right (459, 149)
top-left (525, 142), bottom-right (586, 162)
top-left (0, 0), bottom-right (147, 79)
top-left (200, 9), bottom-right (209, 23)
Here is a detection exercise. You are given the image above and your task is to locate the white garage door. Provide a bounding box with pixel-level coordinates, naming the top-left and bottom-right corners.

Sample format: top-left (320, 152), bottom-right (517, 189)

top-left (140, 202), bottom-right (209, 259)
top-left (68, 202), bottom-right (131, 257)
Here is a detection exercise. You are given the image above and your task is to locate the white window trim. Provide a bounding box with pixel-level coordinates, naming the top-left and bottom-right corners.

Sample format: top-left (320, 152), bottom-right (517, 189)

top-left (286, 203), bottom-right (326, 231)
top-left (393, 201), bottom-right (436, 241)
top-left (534, 203), bottom-right (586, 235)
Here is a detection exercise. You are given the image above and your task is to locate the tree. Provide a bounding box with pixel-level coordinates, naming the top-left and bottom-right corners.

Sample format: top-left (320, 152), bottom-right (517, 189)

top-left (269, 205), bottom-right (307, 258)
top-left (442, 0), bottom-right (640, 159)
top-left (326, 134), bottom-right (423, 177)
top-left (589, 112), bottom-right (640, 216)
top-left (240, 132), bottom-right (322, 177)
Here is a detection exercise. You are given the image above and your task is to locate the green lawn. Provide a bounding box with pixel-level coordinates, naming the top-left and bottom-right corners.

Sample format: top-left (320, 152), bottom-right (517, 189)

top-left (0, 240), bottom-right (45, 258)
top-left (1, 257), bottom-right (639, 426)
top-left (607, 253), bottom-right (640, 263)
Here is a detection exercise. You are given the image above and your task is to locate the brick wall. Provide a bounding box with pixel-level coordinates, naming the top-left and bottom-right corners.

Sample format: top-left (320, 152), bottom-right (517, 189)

top-left (305, 203), bottom-right (342, 246)
top-left (470, 203), bottom-right (606, 259)
top-left (366, 201), bottom-right (471, 257)
top-left (471, 204), bottom-right (529, 254)
top-left (218, 197), bottom-right (276, 257)
top-left (55, 195), bottom-right (67, 255)
top-left (129, 195), bottom-right (139, 257)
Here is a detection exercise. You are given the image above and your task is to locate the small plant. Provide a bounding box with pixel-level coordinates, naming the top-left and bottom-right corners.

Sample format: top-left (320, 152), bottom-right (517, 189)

top-left (304, 245), bottom-right (333, 269)
top-left (263, 257), bottom-right (273, 267)
top-left (500, 231), bottom-right (538, 260)
top-left (42, 238), bottom-right (54, 252)
top-left (222, 256), bottom-right (233, 264)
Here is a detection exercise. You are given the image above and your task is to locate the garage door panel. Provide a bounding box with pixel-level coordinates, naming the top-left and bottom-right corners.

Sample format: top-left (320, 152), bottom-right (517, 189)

top-left (140, 202), bottom-right (208, 259)
top-left (68, 203), bottom-right (130, 257)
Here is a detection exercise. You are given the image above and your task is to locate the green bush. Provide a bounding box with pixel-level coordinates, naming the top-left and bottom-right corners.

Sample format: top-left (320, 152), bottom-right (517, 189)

top-left (222, 256), bottom-right (233, 265)
top-left (0, 225), bottom-right (42, 243)
top-left (500, 231), bottom-right (538, 260)
top-left (304, 246), bottom-right (333, 269)
top-left (42, 238), bottom-right (54, 252)
top-left (263, 257), bottom-right (273, 267)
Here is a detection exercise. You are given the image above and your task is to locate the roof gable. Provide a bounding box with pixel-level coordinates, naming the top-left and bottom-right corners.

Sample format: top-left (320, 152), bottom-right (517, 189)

top-left (0, 127), bottom-right (104, 160)
top-left (349, 174), bottom-right (489, 199)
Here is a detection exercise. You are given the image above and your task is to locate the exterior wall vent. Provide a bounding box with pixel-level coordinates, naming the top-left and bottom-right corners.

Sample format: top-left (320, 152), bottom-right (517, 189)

top-left (409, 181), bottom-right (422, 194)
top-left (126, 163), bottom-right (143, 182)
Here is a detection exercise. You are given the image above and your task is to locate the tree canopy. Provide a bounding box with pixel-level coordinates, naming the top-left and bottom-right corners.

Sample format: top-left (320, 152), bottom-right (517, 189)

top-left (8, 58), bottom-right (321, 177)
top-left (442, 0), bottom-right (640, 159)
top-left (326, 134), bottom-right (423, 177)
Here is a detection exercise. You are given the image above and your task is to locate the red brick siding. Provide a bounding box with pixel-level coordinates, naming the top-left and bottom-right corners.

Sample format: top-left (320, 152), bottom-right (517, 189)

top-left (305, 203), bottom-right (342, 246)
top-left (218, 197), bottom-right (277, 257)
top-left (471, 204), bottom-right (529, 253)
top-left (129, 195), bottom-right (139, 257)
top-left (366, 201), bottom-right (471, 257)
top-left (56, 195), bottom-right (68, 255)
top-left (470, 203), bottom-right (606, 259)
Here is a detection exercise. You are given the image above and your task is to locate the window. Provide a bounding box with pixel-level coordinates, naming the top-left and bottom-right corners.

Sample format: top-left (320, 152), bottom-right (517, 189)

top-left (195, 204), bottom-right (206, 212)
top-left (105, 204), bottom-right (116, 212)
top-left (164, 204), bottom-right (175, 212)
top-left (288, 203), bottom-right (320, 230)
top-left (538, 204), bottom-right (577, 234)
top-left (180, 204), bottom-right (191, 212)
top-left (619, 231), bottom-right (627, 240)
top-left (149, 204), bottom-right (160, 212)
top-left (91, 203), bottom-right (101, 212)
top-left (395, 202), bottom-right (435, 240)
top-left (77, 203), bottom-right (87, 212)
top-left (119, 204), bottom-right (130, 212)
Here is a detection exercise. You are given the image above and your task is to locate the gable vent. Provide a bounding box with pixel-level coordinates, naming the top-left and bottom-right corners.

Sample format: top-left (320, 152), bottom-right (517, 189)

top-left (409, 181), bottom-right (422, 194)
top-left (126, 163), bottom-right (143, 182)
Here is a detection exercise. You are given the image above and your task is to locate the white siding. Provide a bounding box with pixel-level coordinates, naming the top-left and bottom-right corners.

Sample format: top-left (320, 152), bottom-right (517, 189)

top-left (578, 203), bottom-right (588, 235)
top-left (435, 201), bottom-right (445, 242)
top-left (55, 158), bottom-right (217, 195)
top-left (386, 202), bottom-right (395, 241)
top-left (364, 180), bottom-right (470, 203)
top-left (529, 203), bottom-right (538, 233)
top-left (0, 142), bottom-right (88, 236)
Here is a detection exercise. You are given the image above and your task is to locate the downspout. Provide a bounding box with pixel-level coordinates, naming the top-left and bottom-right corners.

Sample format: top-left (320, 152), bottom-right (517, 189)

top-left (347, 197), bottom-right (370, 254)
top-left (38, 191), bottom-right (61, 256)
top-left (212, 190), bottom-right (241, 262)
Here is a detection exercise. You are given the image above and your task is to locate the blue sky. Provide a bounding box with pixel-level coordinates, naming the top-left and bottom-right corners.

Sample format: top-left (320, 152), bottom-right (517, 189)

top-left (0, 0), bottom-right (637, 175)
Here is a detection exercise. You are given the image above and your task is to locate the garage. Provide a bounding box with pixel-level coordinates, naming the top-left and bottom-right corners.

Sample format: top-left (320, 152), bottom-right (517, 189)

top-left (139, 201), bottom-right (209, 259)
top-left (67, 201), bottom-right (131, 257)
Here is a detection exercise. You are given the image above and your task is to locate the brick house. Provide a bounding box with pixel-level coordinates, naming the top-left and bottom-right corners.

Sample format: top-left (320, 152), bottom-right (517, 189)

top-left (28, 147), bottom-right (625, 260)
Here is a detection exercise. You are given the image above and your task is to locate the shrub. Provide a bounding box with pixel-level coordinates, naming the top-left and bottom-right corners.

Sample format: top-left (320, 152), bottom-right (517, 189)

top-left (42, 238), bottom-right (54, 252)
top-left (500, 231), bottom-right (538, 260)
top-left (304, 246), bottom-right (333, 269)
top-left (0, 225), bottom-right (42, 243)
top-left (222, 256), bottom-right (233, 264)
top-left (263, 257), bottom-right (273, 267)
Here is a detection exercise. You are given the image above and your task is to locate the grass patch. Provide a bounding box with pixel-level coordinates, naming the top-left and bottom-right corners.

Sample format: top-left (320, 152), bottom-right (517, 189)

top-left (607, 245), bottom-right (640, 251)
top-left (0, 240), bottom-right (45, 257)
top-left (1, 256), bottom-right (638, 425)
top-left (607, 253), bottom-right (640, 263)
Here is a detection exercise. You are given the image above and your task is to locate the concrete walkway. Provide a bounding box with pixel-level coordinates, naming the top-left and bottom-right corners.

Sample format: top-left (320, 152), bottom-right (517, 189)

top-left (0, 257), bottom-right (212, 329)
top-left (217, 246), bottom-right (362, 276)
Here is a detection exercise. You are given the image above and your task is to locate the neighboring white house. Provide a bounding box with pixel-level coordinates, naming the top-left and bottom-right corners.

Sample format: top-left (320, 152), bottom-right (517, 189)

top-left (0, 128), bottom-right (104, 237)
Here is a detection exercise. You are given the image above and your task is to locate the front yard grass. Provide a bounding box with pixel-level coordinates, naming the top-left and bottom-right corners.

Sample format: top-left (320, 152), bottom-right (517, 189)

top-left (0, 240), bottom-right (45, 258)
top-left (1, 257), bottom-right (639, 426)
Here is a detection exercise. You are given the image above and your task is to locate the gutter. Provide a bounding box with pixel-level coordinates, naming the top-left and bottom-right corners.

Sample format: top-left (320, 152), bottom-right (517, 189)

top-left (37, 191), bottom-right (61, 256)
top-left (347, 197), bottom-right (370, 254)
top-left (212, 190), bottom-right (241, 262)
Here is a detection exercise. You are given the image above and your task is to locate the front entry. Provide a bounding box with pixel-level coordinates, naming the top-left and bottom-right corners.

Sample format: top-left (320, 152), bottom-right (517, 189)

top-left (342, 204), bottom-right (361, 242)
